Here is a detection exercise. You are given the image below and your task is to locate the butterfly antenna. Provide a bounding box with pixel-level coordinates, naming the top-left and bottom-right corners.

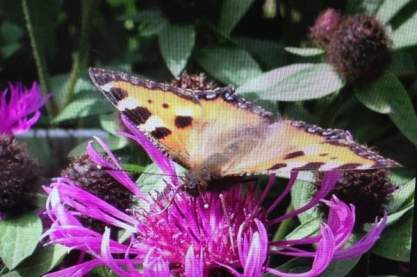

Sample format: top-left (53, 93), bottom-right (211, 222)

top-left (148, 183), bottom-right (184, 216)
top-left (97, 165), bottom-right (184, 178)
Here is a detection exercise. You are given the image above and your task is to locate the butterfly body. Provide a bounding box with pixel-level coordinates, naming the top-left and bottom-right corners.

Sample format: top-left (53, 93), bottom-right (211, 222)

top-left (89, 68), bottom-right (399, 192)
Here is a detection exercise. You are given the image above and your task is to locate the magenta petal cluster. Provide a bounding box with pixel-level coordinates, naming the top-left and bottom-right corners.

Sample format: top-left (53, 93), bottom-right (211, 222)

top-left (43, 115), bottom-right (387, 277)
top-left (0, 82), bottom-right (48, 135)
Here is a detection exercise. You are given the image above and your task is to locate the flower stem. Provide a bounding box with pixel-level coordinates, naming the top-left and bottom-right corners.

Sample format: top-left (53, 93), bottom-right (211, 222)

top-left (63, 0), bottom-right (95, 106)
top-left (22, 0), bottom-right (57, 117)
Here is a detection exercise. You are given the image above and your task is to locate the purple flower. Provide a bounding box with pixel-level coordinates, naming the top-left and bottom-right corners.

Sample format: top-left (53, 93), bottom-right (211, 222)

top-left (0, 82), bottom-right (48, 135)
top-left (43, 115), bottom-right (387, 277)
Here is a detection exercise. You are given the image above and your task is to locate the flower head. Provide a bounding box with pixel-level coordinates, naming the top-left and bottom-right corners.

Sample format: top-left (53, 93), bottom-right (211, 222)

top-left (62, 154), bottom-right (133, 212)
top-left (310, 9), bottom-right (343, 47)
top-left (326, 14), bottom-right (391, 84)
top-left (0, 82), bottom-right (48, 135)
top-left (0, 135), bottom-right (40, 217)
top-left (171, 73), bottom-right (218, 90)
top-left (43, 115), bottom-right (387, 277)
top-left (320, 169), bottom-right (396, 229)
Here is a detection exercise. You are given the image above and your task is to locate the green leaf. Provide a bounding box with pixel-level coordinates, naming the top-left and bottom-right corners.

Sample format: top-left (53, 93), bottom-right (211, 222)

top-left (237, 63), bottom-right (344, 101)
top-left (386, 199), bottom-right (413, 225)
top-left (49, 74), bottom-right (69, 109)
top-left (372, 211), bottom-right (412, 262)
top-left (319, 257), bottom-right (360, 277)
top-left (196, 47), bottom-right (262, 85)
top-left (91, 266), bottom-right (118, 277)
top-left (15, 245), bottom-right (68, 277)
top-left (99, 113), bottom-right (120, 136)
top-left (284, 47), bottom-right (324, 57)
top-left (0, 21), bottom-right (23, 43)
top-left (2, 272), bottom-right (22, 277)
top-left (122, 163), bottom-right (147, 174)
top-left (285, 217), bottom-right (321, 240)
top-left (136, 10), bottom-right (168, 37)
top-left (107, 134), bottom-right (129, 150)
top-left (291, 180), bottom-right (320, 224)
top-left (269, 250), bottom-right (359, 276)
top-left (392, 10), bottom-right (417, 49)
top-left (386, 178), bottom-right (415, 213)
top-left (53, 93), bottom-right (113, 123)
top-left (68, 140), bottom-right (89, 157)
top-left (0, 213), bottom-right (42, 270)
top-left (21, 135), bottom-right (53, 171)
top-left (235, 37), bottom-right (285, 69)
top-left (218, 0), bottom-right (255, 35)
top-left (0, 21), bottom-right (23, 58)
top-left (266, 258), bottom-right (310, 275)
top-left (389, 52), bottom-right (416, 76)
top-left (135, 163), bottom-right (186, 211)
top-left (346, 0), bottom-right (383, 15)
top-left (355, 71), bottom-right (417, 146)
top-left (136, 163), bottom-right (186, 195)
top-left (376, 0), bottom-right (411, 23)
top-left (159, 24), bottom-right (195, 77)
top-left (1, 42), bottom-right (20, 58)
top-left (355, 78), bottom-right (395, 114)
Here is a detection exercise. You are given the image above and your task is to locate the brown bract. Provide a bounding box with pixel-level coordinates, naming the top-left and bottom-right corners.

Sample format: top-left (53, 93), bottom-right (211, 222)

top-left (0, 135), bottom-right (40, 216)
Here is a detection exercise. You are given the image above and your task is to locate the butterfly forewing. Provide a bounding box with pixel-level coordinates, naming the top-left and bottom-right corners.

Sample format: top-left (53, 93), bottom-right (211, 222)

top-left (89, 67), bottom-right (400, 183)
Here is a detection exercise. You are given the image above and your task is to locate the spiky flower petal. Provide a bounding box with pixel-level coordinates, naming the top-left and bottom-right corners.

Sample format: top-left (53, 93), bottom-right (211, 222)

top-left (0, 83), bottom-right (48, 135)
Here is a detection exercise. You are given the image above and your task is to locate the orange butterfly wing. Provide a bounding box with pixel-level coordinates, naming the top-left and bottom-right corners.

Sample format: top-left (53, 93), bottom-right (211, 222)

top-left (89, 67), bottom-right (399, 174)
top-left (221, 120), bottom-right (399, 176)
top-left (88, 68), bottom-right (270, 168)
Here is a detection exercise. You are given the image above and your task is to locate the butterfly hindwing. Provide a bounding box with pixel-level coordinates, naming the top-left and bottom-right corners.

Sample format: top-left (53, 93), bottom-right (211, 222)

top-left (221, 120), bottom-right (399, 175)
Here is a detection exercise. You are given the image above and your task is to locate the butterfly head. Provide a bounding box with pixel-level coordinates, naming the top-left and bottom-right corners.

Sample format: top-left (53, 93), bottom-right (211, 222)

top-left (183, 169), bottom-right (212, 194)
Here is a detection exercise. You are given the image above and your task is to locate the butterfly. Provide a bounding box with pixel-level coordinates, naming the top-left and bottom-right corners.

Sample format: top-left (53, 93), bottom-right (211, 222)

top-left (89, 67), bottom-right (399, 192)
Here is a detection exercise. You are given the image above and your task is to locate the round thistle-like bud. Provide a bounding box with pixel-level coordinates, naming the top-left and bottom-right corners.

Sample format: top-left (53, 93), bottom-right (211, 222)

top-left (326, 14), bottom-right (391, 84)
top-left (171, 72), bottom-right (218, 90)
top-left (320, 169), bottom-right (396, 228)
top-left (62, 154), bottom-right (132, 212)
top-left (0, 135), bottom-right (40, 216)
top-left (310, 9), bottom-right (343, 48)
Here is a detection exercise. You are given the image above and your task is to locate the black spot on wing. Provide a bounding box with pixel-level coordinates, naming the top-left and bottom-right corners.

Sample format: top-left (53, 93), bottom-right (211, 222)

top-left (284, 151), bottom-right (305, 160)
top-left (151, 127), bottom-right (172, 139)
top-left (124, 107), bottom-right (151, 125)
top-left (110, 88), bottom-right (128, 101)
top-left (269, 163), bottom-right (287, 170)
top-left (295, 162), bottom-right (325, 171)
top-left (336, 163), bottom-right (362, 170)
top-left (175, 116), bottom-right (193, 128)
